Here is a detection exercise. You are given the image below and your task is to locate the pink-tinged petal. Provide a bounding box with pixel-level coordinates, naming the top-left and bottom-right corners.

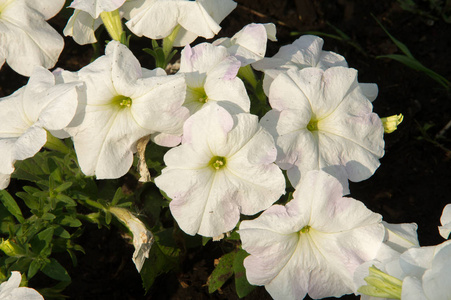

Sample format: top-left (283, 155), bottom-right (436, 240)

top-left (150, 132), bottom-right (181, 148)
top-left (180, 43), bottom-right (229, 74)
top-left (439, 204), bottom-right (451, 239)
top-left (0, 2), bottom-right (63, 76)
top-left (218, 23), bottom-right (276, 66)
top-left (69, 0), bottom-right (126, 18)
top-left (63, 10), bottom-right (102, 45)
top-left (254, 35), bottom-right (347, 95)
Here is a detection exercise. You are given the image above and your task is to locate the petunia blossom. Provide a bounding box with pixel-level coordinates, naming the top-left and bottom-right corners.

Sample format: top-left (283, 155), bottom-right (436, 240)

top-left (239, 170), bottom-right (385, 299)
top-left (68, 0), bottom-right (126, 18)
top-left (261, 67), bottom-right (384, 193)
top-left (155, 103), bottom-right (285, 237)
top-left (0, 271), bottom-right (43, 300)
top-left (123, 0), bottom-right (237, 46)
top-left (0, 0), bottom-right (65, 76)
top-left (0, 67), bottom-right (81, 189)
top-left (354, 222), bottom-right (419, 299)
top-left (213, 23), bottom-right (277, 66)
top-left (60, 41), bottom-right (188, 179)
top-left (438, 203), bottom-right (451, 239)
top-left (179, 43), bottom-right (250, 115)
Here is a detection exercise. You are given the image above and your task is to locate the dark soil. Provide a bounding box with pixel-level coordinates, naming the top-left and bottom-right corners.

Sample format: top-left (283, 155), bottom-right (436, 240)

top-left (1, 0), bottom-right (450, 299)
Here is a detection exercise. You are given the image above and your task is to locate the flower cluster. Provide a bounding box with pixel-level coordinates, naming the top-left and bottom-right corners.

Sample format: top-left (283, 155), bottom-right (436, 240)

top-left (0, 1), bottom-right (445, 299)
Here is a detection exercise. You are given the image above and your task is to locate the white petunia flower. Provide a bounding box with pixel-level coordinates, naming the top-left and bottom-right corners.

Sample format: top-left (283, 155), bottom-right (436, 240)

top-left (0, 0), bottom-right (65, 76)
top-left (123, 0), bottom-right (236, 47)
top-left (61, 41), bottom-right (188, 179)
top-left (239, 170), bottom-right (385, 300)
top-left (0, 67), bottom-right (81, 189)
top-left (0, 271), bottom-right (43, 300)
top-left (354, 222), bottom-right (419, 300)
top-left (109, 207), bottom-right (154, 272)
top-left (179, 43), bottom-right (250, 115)
top-left (261, 67), bottom-right (384, 194)
top-left (213, 23), bottom-right (277, 66)
top-left (253, 35), bottom-right (353, 95)
top-left (155, 103), bottom-right (285, 237)
top-left (439, 203), bottom-right (451, 239)
top-left (68, 0), bottom-right (126, 18)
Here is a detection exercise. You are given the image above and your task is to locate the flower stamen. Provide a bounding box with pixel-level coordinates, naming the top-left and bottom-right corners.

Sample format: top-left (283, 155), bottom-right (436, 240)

top-left (209, 156), bottom-right (226, 170)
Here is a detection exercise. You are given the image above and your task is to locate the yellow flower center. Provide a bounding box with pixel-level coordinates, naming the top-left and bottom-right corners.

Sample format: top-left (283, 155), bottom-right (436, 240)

top-left (307, 119), bottom-right (318, 132)
top-left (112, 95), bottom-right (133, 108)
top-left (300, 225), bottom-right (311, 234)
top-left (209, 156), bottom-right (226, 170)
top-left (188, 86), bottom-right (209, 103)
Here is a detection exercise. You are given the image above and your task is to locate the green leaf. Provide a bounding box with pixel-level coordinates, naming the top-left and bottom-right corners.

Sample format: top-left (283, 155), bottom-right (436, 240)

top-left (111, 187), bottom-right (125, 206)
top-left (30, 227), bottom-right (54, 255)
top-left (54, 182), bottom-right (73, 193)
top-left (0, 190), bottom-right (24, 223)
top-left (372, 15), bottom-right (414, 58)
top-left (207, 251), bottom-right (236, 294)
top-left (53, 226), bottom-right (71, 239)
top-left (140, 242), bottom-right (179, 292)
top-left (234, 249), bottom-right (255, 298)
top-left (59, 216), bottom-right (82, 227)
top-left (377, 54), bottom-right (450, 88)
top-left (41, 258), bottom-right (71, 282)
top-left (28, 259), bottom-right (41, 279)
top-left (15, 191), bottom-right (39, 210)
top-left (55, 194), bottom-right (77, 207)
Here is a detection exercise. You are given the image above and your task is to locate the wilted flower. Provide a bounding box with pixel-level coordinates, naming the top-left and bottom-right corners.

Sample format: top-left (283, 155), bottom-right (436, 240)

top-left (0, 271), bottom-right (43, 300)
top-left (155, 104), bottom-right (285, 237)
top-left (60, 41), bottom-right (188, 179)
top-left (261, 67), bottom-right (384, 193)
top-left (0, 67), bottom-right (81, 189)
top-left (109, 207), bottom-right (154, 272)
top-left (123, 0), bottom-right (237, 46)
top-left (0, 0), bottom-right (65, 76)
top-left (179, 43), bottom-right (250, 115)
top-left (239, 170), bottom-right (385, 299)
top-left (213, 23), bottom-right (277, 66)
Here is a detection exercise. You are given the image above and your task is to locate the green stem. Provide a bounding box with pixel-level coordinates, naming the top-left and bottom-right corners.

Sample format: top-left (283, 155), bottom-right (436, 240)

top-left (163, 25), bottom-right (181, 58)
top-left (100, 9), bottom-right (125, 44)
top-left (45, 131), bottom-right (71, 154)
